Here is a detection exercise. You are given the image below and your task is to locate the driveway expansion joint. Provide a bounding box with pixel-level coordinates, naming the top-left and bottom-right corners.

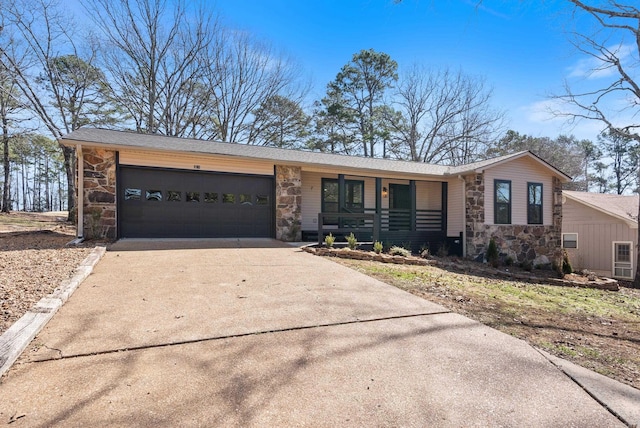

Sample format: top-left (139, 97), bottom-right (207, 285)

top-left (27, 310), bottom-right (453, 363)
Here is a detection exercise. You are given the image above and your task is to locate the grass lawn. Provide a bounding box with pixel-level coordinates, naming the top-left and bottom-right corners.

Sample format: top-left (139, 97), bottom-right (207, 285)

top-left (336, 258), bottom-right (640, 390)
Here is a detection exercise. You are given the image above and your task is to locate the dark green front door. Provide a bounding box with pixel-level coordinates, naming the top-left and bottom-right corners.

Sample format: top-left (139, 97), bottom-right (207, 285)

top-left (389, 184), bottom-right (410, 231)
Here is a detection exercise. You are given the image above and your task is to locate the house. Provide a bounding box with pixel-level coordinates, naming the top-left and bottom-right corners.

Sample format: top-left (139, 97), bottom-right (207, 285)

top-left (60, 128), bottom-right (571, 262)
top-left (562, 191), bottom-right (638, 280)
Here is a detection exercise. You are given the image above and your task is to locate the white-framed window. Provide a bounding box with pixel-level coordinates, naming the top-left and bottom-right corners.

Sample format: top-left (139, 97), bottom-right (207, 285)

top-left (562, 233), bottom-right (578, 249)
top-left (612, 241), bottom-right (633, 279)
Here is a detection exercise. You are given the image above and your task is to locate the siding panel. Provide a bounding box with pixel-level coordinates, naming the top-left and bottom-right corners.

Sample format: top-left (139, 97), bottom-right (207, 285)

top-left (484, 157), bottom-right (553, 225)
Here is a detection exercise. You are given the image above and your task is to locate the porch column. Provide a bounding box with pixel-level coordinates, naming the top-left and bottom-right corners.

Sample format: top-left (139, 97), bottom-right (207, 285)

top-left (338, 174), bottom-right (345, 212)
top-left (441, 181), bottom-right (448, 234)
top-left (410, 180), bottom-right (416, 231)
top-left (375, 177), bottom-right (382, 242)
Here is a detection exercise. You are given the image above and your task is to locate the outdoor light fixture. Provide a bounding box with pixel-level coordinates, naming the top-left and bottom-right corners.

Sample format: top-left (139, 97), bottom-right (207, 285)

top-left (382, 187), bottom-right (388, 198)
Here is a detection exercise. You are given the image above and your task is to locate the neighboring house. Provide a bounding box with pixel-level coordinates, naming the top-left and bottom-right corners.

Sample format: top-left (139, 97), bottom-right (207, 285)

top-left (562, 191), bottom-right (639, 280)
top-left (60, 128), bottom-right (571, 262)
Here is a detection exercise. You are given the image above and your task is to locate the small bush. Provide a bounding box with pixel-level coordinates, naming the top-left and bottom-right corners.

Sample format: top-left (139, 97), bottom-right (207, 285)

top-left (346, 232), bottom-right (358, 250)
top-left (324, 233), bottom-right (335, 248)
top-left (373, 241), bottom-right (384, 254)
top-left (389, 246), bottom-right (411, 257)
top-left (505, 256), bottom-right (514, 266)
top-left (437, 243), bottom-right (449, 257)
top-left (521, 260), bottom-right (533, 272)
top-left (486, 238), bottom-right (499, 268)
top-left (562, 250), bottom-right (573, 275)
top-left (420, 248), bottom-right (430, 259)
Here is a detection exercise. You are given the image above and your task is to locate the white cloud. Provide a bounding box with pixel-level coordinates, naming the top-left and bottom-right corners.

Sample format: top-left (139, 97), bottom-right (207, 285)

top-left (566, 43), bottom-right (635, 80)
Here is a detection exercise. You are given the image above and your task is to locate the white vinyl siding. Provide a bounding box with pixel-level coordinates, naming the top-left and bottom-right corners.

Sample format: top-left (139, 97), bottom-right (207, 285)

top-left (484, 157), bottom-right (554, 226)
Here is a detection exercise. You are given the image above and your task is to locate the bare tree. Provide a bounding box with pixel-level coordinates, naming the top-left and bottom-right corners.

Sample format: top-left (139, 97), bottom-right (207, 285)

top-left (389, 65), bottom-right (505, 165)
top-left (554, 1), bottom-right (640, 285)
top-left (0, 0), bottom-right (114, 219)
top-left (202, 30), bottom-right (305, 143)
top-left (0, 62), bottom-right (25, 212)
top-left (84, 0), bottom-right (216, 136)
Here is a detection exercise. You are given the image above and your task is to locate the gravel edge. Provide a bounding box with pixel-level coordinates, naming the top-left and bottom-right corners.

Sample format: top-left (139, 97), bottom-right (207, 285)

top-left (0, 246), bottom-right (106, 378)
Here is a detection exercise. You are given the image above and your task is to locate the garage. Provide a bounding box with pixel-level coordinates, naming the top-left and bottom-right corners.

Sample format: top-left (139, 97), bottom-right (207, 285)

top-left (119, 166), bottom-right (274, 238)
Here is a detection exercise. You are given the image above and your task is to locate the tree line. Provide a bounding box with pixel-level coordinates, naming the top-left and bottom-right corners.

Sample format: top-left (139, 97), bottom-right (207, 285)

top-left (1, 0), bottom-right (638, 216)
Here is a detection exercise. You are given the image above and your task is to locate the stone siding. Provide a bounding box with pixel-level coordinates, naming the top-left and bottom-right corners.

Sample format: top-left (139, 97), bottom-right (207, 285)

top-left (275, 165), bottom-right (302, 241)
top-left (82, 148), bottom-right (117, 239)
top-left (465, 173), bottom-right (563, 266)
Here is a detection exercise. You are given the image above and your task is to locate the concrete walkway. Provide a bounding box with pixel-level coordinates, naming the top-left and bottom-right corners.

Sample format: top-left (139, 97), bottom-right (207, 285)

top-left (0, 239), bottom-right (632, 426)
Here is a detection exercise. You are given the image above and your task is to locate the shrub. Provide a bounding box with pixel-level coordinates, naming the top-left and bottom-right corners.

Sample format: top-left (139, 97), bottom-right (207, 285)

top-left (324, 233), bottom-right (335, 248)
top-left (389, 246), bottom-right (411, 257)
top-left (420, 248), bottom-right (430, 259)
top-left (486, 238), bottom-right (499, 268)
top-left (373, 241), bottom-right (384, 254)
top-left (437, 242), bottom-right (449, 257)
top-left (521, 260), bottom-right (533, 272)
top-left (346, 232), bottom-right (358, 250)
top-left (505, 256), bottom-right (514, 266)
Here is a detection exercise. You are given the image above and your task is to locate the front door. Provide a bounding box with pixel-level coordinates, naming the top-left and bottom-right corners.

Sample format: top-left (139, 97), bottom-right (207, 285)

top-left (389, 184), bottom-right (411, 231)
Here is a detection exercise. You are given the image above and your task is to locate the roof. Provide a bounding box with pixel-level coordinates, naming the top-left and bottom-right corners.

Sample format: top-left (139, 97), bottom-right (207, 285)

top-left (60, 128), bottom-right (570, 180)
top-left (564, 190), bottom-right (639, 226)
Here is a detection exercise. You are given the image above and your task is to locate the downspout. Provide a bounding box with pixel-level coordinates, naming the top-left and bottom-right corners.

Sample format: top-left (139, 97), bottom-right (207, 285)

top-left (76, 144), bottom-right (84, 239)
top-left (458, 175), bottom-right (466, 257)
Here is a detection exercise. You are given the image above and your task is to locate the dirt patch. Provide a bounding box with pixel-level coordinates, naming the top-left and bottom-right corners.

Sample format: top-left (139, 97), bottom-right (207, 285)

top-left (336, 258), bottom-right (640, 390)
top-left (0, 212), bottom-right (94, 335)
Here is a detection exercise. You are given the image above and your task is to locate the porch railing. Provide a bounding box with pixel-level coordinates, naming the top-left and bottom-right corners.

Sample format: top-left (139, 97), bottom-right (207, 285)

top-left (316, 208), bottom-right (444, 245)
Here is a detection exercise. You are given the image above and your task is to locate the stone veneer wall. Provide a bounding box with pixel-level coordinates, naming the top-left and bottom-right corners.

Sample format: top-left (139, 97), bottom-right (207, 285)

top-left (82, 148), bottom-right (117, 239)
top-left (465, 173), bottom-right (563, 266)
top-left (275, 165), bottom-right (302, 241)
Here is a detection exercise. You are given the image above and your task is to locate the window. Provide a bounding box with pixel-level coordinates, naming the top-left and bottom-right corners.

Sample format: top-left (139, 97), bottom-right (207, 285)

top-left (222, 193), bottom-right (235, 204)
top-left (204, 192), bottom-right (218, 203)
top-left (527, 182), bottom-right (543, 224)
top-left (146, 190), bottom-right (162, 201)
top-left (613, 242), bottom-right (633, 279)
top-left (186, 191), bottom-right (200, 202)
top-left (239, 194), bottom-right (252, 205)
top-left (124, 188), bottom-right (141, 200)
top-left (256, 195), bottom-right (269, 205)
top-left (562, 233), bottom-right (578, 249)
top-left (494, 180), bottom-right (511, 224)
top-left (321, 178), bottom-right (364, 225)
top-left (167, 190), bottom-right (181, 202)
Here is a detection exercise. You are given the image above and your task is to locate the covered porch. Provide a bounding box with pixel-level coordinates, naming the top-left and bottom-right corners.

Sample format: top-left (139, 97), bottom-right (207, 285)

top-left (301, 172), bottom-right (459, 254)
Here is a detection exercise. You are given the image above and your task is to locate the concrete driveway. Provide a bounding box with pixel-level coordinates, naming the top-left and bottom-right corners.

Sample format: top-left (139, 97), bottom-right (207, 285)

top-left (0, 239), bottom-right (624, 426)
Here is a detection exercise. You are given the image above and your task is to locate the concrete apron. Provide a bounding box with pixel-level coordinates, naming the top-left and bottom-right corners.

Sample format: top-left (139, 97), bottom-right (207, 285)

top-left (0, 239), bottom-right (623, 427)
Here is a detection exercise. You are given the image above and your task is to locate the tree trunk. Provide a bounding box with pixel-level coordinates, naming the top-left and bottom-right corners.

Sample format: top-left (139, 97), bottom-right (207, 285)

top-left (635, 165), bottom-right (640, 288)
top-left (61, 144), bottom-right (76, 222)
top-left (1, 119), bottom-right (11, 213)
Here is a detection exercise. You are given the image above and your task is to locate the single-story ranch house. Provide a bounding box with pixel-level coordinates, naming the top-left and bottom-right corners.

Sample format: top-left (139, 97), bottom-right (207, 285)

top-left (60, 128), bottom-right (571, 263)
top-left (562, 190), bottom-right (638, 280)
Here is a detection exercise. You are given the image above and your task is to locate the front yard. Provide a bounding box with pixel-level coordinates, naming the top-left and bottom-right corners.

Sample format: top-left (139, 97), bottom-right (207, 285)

top-left (336, 258), bottom-right (640, 390)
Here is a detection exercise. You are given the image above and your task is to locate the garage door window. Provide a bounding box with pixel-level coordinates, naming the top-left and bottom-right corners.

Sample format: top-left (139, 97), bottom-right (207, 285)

top-left (167, 191), bottom-right (181, 201)
top-left (204, 192), bottom-right (218, 203)
top-left (256, 195), bottom-right (269, 205)
top-left (125, 188), bottom-right (141, 200)
top-left (146, 190), bottom-right (162, 201)
top-left (239, 194), bottom-right (252, 205)
top-left (223, 193), bottom-right (235, 203)
top-left (186, 191), bottom-right (200, 202)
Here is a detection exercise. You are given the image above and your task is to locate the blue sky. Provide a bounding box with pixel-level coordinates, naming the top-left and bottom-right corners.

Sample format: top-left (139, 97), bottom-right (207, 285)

top-left (215, 0), bottom-right (606, 141)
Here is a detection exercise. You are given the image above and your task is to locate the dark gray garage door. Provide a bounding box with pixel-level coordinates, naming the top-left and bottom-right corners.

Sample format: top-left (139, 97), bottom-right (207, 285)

top-left (119, 166), bottom-right (273, 238)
